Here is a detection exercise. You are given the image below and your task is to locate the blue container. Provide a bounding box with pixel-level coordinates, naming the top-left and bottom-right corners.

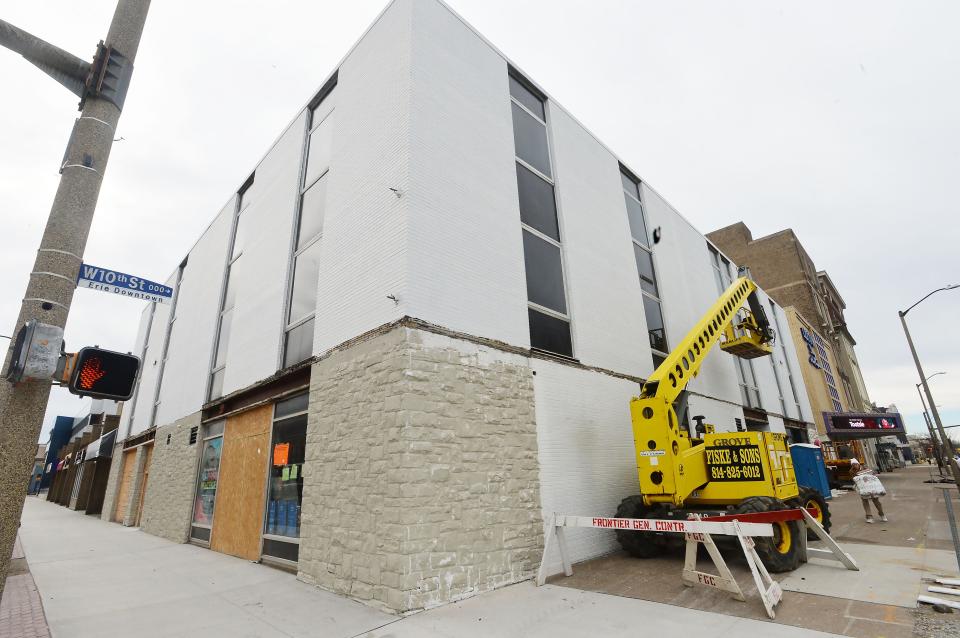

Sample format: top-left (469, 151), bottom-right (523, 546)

top-left (790, 444), bottom-right (831, 499)
top-left (267, 500), bottom-right (278, 535)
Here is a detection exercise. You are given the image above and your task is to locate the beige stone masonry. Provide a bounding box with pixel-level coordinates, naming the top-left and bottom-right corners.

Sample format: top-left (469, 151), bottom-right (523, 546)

top-left (99, 442), bottom-right (125, 522)
top-left (298, 325), bottom-right (543, 614)
top-left (140, 413), bottom-right (203, 543)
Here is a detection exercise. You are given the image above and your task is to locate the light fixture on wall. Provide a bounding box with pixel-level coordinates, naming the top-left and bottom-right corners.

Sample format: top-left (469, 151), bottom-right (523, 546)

top-left (386, 294), bottom-right (399, 305)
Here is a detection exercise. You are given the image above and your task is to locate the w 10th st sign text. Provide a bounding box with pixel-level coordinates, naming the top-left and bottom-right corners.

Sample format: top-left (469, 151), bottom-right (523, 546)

top-left (76, 263), bottom-right (173, 304)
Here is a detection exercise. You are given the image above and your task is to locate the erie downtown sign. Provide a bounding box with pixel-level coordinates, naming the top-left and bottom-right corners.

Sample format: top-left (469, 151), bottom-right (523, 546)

top-left (76, 263), bottom-right (174, 304)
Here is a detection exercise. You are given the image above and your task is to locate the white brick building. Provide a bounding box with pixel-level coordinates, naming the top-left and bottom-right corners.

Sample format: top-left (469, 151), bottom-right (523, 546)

top-left (103, 0), bottom-right (815, 614)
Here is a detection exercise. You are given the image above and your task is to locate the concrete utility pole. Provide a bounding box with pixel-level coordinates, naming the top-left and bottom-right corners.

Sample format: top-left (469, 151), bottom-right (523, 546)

top-left (0, 0), bottom-right (150, 598)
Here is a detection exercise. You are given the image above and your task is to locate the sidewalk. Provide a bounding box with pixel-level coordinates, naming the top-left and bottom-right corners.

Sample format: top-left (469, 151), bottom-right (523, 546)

top-left (549, 464), bottom-right (960, 637)
top-left (14, 497), bottom-right (840, 637)
top-left (0, 535), bottom-right (50, 638)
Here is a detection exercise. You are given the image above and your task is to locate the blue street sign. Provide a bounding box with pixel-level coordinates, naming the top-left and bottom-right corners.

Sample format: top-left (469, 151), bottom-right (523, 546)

top-left (76, 263), bottom-right (174, 304)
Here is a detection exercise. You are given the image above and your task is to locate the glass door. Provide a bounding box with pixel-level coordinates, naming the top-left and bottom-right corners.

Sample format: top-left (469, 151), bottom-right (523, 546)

top-left (261, 394), bottom-right (307, 565)
top-left (190, 421), bottom-right (224, 543)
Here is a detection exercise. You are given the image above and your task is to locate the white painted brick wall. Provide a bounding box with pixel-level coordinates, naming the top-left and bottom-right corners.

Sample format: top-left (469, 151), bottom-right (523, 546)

top-left (642, 184), bottom-right (745, 410)
top-left (129, 293), bottom-right (171, 435)
top-left (531, 359), bottom-right (641, 577)
top-left (117, 305), bottom-right (153, 439)
top-left (154, 202), bottom-right (232, 426)
top-left (405, 0), bottom-right (529, 348)
top-left (549, 107), bottom-right (650, 377)
top-left (223, 112), bottom-right (307, 394)
top-left (312, 0), bottom-right (412, 354)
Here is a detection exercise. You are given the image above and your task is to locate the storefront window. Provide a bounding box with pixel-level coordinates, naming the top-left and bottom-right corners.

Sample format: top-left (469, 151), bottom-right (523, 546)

top-left (190, 421), bottom-right (224, 542)
top-left (262, 395), bottom-right (307, 563)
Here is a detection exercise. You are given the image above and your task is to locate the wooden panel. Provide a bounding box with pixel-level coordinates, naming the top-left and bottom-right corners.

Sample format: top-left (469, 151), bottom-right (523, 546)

top-left (134, 444), bottom-right (154, 527)
top-left (210, 404), bottom-right (272, 560)
top-left (113, 450), bottom-right (137, 522)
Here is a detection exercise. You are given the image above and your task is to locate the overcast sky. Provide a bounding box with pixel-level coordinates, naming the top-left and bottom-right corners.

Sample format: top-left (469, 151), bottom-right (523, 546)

top-left (2, 0), bottom-right (958, 441)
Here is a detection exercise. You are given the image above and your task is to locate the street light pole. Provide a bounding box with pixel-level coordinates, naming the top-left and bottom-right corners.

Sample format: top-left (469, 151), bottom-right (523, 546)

top-left (0, 0), bottom-right (150, 599)
top-left (899, 285), bottom-right (960, 492)
top-left (917, 380), bottom-right (945, 475)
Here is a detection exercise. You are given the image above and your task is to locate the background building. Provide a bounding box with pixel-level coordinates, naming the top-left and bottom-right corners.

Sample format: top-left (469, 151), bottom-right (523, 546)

top-left (103, 0), bottom-right (815, 614)
top-left (44, 401), bottom-right (120, 515)
top-left (706, 222), bottom-right (873, 412)
top-left (706, 222), bottom-right (883, 466)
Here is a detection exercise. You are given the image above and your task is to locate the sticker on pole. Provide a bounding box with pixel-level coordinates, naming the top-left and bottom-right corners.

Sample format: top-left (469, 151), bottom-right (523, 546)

top-left (76, 263), bottom-right (173, 304)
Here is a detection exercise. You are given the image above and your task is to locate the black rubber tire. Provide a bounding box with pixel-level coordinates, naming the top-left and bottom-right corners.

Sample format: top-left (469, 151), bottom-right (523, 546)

top-left (796, 486), bottom-right (832, 538)
top-left (734, 496), bottom-right (803, 573)
top-left (614, 495), bottom-right (665, 558)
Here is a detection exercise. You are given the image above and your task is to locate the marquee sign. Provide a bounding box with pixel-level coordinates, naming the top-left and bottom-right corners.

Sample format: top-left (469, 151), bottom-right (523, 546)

top-left (823, 412), bottom-right (905, 439)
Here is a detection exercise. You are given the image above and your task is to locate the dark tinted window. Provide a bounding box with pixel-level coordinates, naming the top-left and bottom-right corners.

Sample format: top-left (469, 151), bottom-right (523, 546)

top-left (275, 393), bottom-right (308, 419)
top-left (643, 296), bottom-right (667, 353)
top-left (190, 525), bottom-right (211, 542)
top-left (511, 103), bottom-right (552, 178)
top-left (289, 240), bottom-right (322, 324)
top-left (652, 353), bottom-right (666, 371)
top-left (634, 245), bottom-right (658, 296)
top-left (624, 195), bottom-right (649, 246)
top-left (509, 76), bottom-right (545, 120)
top-left (297, 174), bottom-right (327, 250)
top-left (522, 231), bottom-right (567, 314)
top-left (516, 163), bottom-right (559, 240)
top-left (262, 538), bottom-right (299, 563)
top-left (529, 309), bottom-right (573, 357)
top-left (621, 172), bottom-right (639, 198)
top-left (284, 318), bottom-right (314, 368)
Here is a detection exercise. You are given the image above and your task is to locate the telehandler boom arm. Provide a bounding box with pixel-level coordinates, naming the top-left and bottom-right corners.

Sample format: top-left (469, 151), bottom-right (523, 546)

top-left (631, 274), bottom-right (775, 506)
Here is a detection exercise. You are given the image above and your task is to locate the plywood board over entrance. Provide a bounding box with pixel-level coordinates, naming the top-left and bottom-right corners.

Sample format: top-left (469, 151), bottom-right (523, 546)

top-left (210, 404), bottom-right (272, 560)
top-left (112, 449), bottom-right (137, 523)
top-left (133, 444), bottom-right (154, 527)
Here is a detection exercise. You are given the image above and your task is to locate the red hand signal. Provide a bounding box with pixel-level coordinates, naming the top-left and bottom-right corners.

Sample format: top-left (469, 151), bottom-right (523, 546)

top-left (78, 357), bottom-right (107, 389)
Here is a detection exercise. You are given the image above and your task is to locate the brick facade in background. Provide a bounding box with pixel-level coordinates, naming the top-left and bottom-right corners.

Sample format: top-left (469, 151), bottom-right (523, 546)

top-left (707, 222), bottom-right (873, 412)
top-left (298, 325), bottom-right (543, 614)
top-left (99, 443), bottom-right (125, 523)
top-left (140, 414), bottom-right (203, 543)
top-left (785, 307), bottom-right (847, 436)
top-left (706, 222), bottom-right (825, 330)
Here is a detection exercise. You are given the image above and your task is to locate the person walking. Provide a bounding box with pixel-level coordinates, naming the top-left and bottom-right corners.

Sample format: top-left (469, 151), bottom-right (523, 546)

top-left (851, 459), bottom-right (887, 523)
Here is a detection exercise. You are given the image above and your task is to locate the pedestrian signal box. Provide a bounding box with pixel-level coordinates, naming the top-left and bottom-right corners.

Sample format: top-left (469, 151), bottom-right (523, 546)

top-left (66, 347), bottom-right (141, 400)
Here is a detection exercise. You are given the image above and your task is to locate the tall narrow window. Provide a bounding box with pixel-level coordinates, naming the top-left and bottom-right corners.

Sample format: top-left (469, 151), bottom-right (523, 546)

top-left (152, 259), bottom-right (186, 424)
top-left (283, 82), bottom-right (336, 368)
top-left (814, 332), bottom-right (844, 412)
top-left (708, 245), bottom-right (761, 408)
top-left (622, 170), bottom-right (667, 368)
top-left (770, 300), bottom-right (802, 416)
top-left (210, 177), bottom-right (253, 400)
top-left (190, 420), bottom-right (224, 543)
top-left (509, 72), bottom-right (572, 357)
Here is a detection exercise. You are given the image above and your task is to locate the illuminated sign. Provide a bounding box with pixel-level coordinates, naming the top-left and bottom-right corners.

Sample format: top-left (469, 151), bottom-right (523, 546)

top-left (824, 412), bottom-right (905, 439)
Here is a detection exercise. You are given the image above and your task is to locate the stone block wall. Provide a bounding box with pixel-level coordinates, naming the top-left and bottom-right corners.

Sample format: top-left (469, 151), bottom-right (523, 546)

top-left (140, 413), bottom-right (203, 543)
top-left (100, 443), bottom-right (125, 522)
top-left (298, 325), bottom-right (542, 613)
